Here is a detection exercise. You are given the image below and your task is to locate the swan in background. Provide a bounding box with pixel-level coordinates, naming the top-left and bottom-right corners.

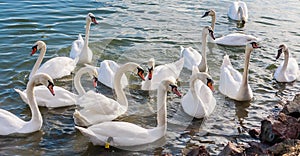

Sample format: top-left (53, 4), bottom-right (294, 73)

top-left (228, 1), bottom-right (248, 23)
top-left (15, 65), bottom-right (98, 108)
top-left (181, 66), bottom-right (216, 118)
top-left (73, 62), bottom-right (145, 127)
top-left (75, 79), bottom-right (181, 148)
top-left (180, 26), bottom-right (215, 72)
top-left (141, 58), bottom-right (184, 90)
top-left (1, 73), bottom-right (54, 135)
top-left (30, 41), bottom-right (77, 79)
top-left (69, 13), bottom-right (98, 64)
top-left (274, 44), bottom-right (299, 82)
top-left (202, 9), bottom-right (259, 46)
top-left (219, 41), bottom-right (260, 101)
top-left (92, 60), bottom-right (128, 89)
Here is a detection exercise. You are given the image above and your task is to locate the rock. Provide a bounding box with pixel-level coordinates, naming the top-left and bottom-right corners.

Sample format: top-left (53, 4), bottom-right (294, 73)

top-left (186, 145), bottom-right (210, 156)
top-left (259, 120), bottom-right (282, 145)
top-left (281, 94), bottom-right (300, 118)
top-left (218, 142), bottom-right (242, 156)
top-left (267, 139), bottom-right (300, 155)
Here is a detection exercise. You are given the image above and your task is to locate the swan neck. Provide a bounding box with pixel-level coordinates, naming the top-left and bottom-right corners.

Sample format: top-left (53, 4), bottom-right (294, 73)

top-left (238, 7), bottom-right (244, 20)
top-left (190, 75), bottom-right (201, 102)
top-left (26, 80), bottom-right (43, 127)
top-left (74, 68), bottom-right (88, 96)
top-left (156, 85), bottom-right (167, 127)
top-left (83, 20), bottom-right (91, 48)
top-left (211, 15), bottom-right (216, 30)
top-left (241, 49), bottom-right (251, 87)
top-left (281, 49), bottom-right (289, 72)
top-left (114, 64), bottom-right (129, 107)
top-left (29, 46), bottom-right (46, 79)
top-left (199, 31), bottom-right (207, 72)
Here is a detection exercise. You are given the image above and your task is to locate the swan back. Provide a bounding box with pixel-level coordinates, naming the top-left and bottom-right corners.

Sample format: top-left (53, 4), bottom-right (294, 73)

top-left (228, 1), bottom-right (248, 21)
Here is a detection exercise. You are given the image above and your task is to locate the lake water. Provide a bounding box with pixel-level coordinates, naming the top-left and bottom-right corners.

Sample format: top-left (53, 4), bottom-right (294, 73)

top-left (0, 0), bottom-right (299, 155)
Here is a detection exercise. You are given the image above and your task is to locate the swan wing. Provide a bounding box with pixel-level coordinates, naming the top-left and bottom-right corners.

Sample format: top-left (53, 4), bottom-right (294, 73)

top-left (181, 47), bottom-right (202, 70)
top-left (36, 56), bottom-right (76, 79)
top-left (228, 1), bottom-right (248, 20)
top-left (215, 33), bottom-right (258, 46)
top-left (0, 109), bottom-right (26, 135)
top-left (275, 58), bottom-right (299, 82)
top-left (70, 34), bottom-right (84, 59)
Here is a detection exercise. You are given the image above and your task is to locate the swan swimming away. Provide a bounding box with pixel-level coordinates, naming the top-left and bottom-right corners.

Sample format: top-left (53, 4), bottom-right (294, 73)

top-left (30, 41), bottom-right (77, 79)
top-left (0, 73), bottom-right (54, 135)
top-left (181, 66), bottom-right (216, 118)
top-left (73, 62), bottom-right (145, 127)
top-left (180, 26), bottom-right (215, 72)
top-left (228, 1), bottom-right (248, 24)
top-left (202, 9), bottom-right (259, 46)
top-left (219, 41), bottom-right (260, 101)
top-left (274, 44), bottom-right (299, 82)
top-left (141, 58), bottom-right (184, 90)
top-left (69, 13), bottom-right (98, 64)
top-left (75, 79), bottom-right (181, 148)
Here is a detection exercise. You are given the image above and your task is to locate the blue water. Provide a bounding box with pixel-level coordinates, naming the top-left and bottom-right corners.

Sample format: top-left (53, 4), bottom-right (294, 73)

top-left (0, 0), bottom-right (299, 155)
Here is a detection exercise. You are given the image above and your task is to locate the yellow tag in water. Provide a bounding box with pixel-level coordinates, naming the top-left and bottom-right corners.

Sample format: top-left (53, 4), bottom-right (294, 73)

top-left (105, 143), bottom-right (110, 149)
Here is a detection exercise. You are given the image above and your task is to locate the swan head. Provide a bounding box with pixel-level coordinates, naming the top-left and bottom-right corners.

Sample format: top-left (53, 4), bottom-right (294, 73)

top-left (31, 73), bottom-right (55, 96)
top-left (31, 40), bottom-right (46, 56)
top-left (161, 79), bottom-right (182, 97)
top-left (276, 44), bottom-right (288, 60)
top-left (147, 58), bottom-right (155, 80)
top-left (246, 41), bottom-right (260, 52)
top-left (192, 72), bottom-right (214, 91)
top-left (83, 64), bottom-right (99, 87)
top-left (201, 9), bottom-right (216, 18)
top-left (136, 66), bottom-right (145, 81)
top-left (87, 13), bottom-right (98, 24)
top-left (203, 26), bottom-right (215, 40)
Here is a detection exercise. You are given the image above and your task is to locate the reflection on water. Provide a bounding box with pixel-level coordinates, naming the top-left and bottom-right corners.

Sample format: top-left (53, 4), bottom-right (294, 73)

top-left (0, 0), bottom-right (299, 155)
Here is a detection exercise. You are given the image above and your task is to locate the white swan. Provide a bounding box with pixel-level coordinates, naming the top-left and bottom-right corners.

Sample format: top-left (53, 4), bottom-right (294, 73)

top-left (274, 44), bottom-right (300, 82)
top-left (75, 79), bottom-right (181, 148)
top-left (0, 73), bottom-right (54, 135)
top-left (92, 60), bottom-right (128, 89)
top-left (202, 9), bottom-right (259, 46)
top-left (69, 13), bottom-right (98, 64)
top-left (219, 41), bottom-right (260, 101)
top-left (73, 62), bottom-right (145, 127)
top-left (228, 1), bottom-right (248, 23)
top-left (141, 58), bottom-right (184, 90)
top-left (30, 41), bottom-right (77, 79)
top-left (181, 66), bottom-right (216, 118)
top-left (14, 65), bottom-right (98, 108)
top-left (180, 26), bottom-right (215, 72)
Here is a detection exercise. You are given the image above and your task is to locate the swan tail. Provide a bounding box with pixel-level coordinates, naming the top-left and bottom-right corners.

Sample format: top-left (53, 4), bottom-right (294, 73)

top-left (222, 55), bottom-right (232, 67)
top-left (73, 110), bottom-right (91, 127)
top-left (14, 88), bottom-right (29, 104)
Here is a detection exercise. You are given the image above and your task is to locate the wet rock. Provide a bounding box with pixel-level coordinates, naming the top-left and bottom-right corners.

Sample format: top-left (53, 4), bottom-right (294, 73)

top-left (259, 119), bottom-right (283, 145)
top-left (267, 139), bottom-right (300, 155)
top-left (281, 94), bottom-right (300, 118)
top-left (186, 145), bottom-right (210, 156)
top-left (218, 142), bottom-right (242, 156)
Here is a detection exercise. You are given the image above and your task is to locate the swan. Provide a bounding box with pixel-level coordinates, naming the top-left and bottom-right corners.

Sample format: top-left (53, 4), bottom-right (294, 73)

top-left (75, 79), bottom-right (181, 148)
top-left (202, 9), bottom-right (259, 46)
top-left (181, 66), bottom-right (216, 118)
top-left (91, 60), bottom-right (128, 89)
top-left (30, 41), bottom-right (77, 79)
top-left (14, 65), bottom-right (98, 108)
top-left (274, 44), bottom-right (300, 82)
top-left (141, 57), bottom-right (184, 90)
top-left (69, 13), bottom-right (98, 64)
top-left (73, 62), bottom-right (145, 127)
top-left (180, 26), bottom-right (215, 72)
top-left (219, 41), bottom-right (260, 101)
top-left (0, 73), bottom-right (55, 135)
top-left (227, 1), bottom-right (248, 23)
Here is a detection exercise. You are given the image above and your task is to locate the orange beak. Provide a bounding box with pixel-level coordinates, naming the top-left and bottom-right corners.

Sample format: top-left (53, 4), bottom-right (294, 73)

top-left (148, 67), bottom-right (153, 80)
top-left (207, 82), bottom-right (214, 91)
top-left (137, 68), bottom-right (145, 81)
top-left (31, 45), bottom-right (37, 56)
top-left (47, 84), bottom-right (55, 96)
top-left (93, 76), bottom-right (98, 88)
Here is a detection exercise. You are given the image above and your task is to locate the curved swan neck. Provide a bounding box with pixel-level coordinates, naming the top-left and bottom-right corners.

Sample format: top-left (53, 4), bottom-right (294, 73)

top-left (190, 75), bottom-right (201, 102)
top-left (241, 48), bottom-right (252, 87)
top-left (199, 30), bottom-right (208, 72)
top-left (238, 7), bottom-right (244, 20)
top-left (84, 19), bottom-right (91, 48)
top-left (29, 46), bottom-right (46, 79)
top-left (74, 67), bottom-right (91, 96)
top-left (211, 14), bottom-right (216, 30)
top-left (26, 79), bottom-right (43, 126)
top-left (156, 84), bottom-right (167, 127)
top-left (281, 49), bottom-right (290, 72)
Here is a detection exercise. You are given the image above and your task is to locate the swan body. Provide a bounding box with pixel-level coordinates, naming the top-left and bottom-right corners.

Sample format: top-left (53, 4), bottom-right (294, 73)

top-left (181, 66), bottom-right (216, 118)
top-left (70, 13), bottom-right (98, 64)
top-left (96, 60), bottom-right (128, 89)
top-left (274, 44), bottom-right (299, 82)
top-left (0, 73), bottom-right (54, 135)
top-left (75, 79), bottom-right (181, 147)
top-left (228, 1), bottom-right (248, 22)
top-left (180, 26), bottom-right (215, 72)
top-left (141, 58), bottom-right (184, 90)
top-left (202, 9), bottom-right (259, 46)
top-left (73, 62), bottom-right (145, 127)
top-left (219, 42), bottom-right (260, 101)
top-left (30, 41), bottom-right (77, 79)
